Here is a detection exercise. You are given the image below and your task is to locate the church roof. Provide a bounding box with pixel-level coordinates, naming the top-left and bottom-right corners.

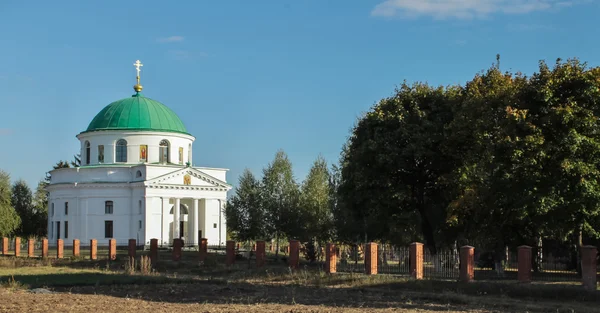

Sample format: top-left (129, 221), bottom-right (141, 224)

top-left (82, 92), bottom-right (189, 135)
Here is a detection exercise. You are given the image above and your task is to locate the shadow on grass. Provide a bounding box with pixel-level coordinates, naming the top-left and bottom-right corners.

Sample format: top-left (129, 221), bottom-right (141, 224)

top-left (2, 255), bottom-right (600, 312)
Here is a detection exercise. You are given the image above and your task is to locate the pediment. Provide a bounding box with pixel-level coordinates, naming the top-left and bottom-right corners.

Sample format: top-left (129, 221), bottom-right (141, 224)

top-left (145, 167), bottom-right (232, 190)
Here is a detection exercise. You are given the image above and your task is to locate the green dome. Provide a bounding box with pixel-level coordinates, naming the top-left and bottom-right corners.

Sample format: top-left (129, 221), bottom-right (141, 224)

top-left (83, 93), bottom-right (189, 135)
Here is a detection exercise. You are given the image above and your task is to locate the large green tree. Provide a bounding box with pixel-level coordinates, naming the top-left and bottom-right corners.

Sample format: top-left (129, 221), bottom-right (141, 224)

top-left (225, 169), bottom-right (266, 242)
top-left (446, 63), bottom-right (544, 273)
top-left (337, 82), bottom-right (460, 252)
top-left (0, 170), bottom-right (20, 237)
top-left (520, 59), bottom-right (600, 270)
top-left (262, 150), bottom-right (301, 257)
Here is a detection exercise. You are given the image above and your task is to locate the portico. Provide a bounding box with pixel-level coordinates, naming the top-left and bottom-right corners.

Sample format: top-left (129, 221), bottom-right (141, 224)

top-left (156, 197), bottom-right (226, 246)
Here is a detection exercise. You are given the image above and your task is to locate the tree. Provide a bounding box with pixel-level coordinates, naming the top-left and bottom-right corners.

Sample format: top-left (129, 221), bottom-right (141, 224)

top-left (0, 170), bottom-right (20, 237)
top-left (225, 169), bottom-right (266, 242)
top-left (520, 59), bottom-right (600, 272)
top-left (299, 156), bottom-right (333, 261)
top-left (71, 153), bottom-right (81, 168)
top-left (337, 82), bottom-right (460, 252)
top-left (262, 150), bottom-right (301, 257)
top-left (45, 160), bottom-right (71, 183)
top-left (31, 180), bottom-right (49, 237)
top-left (446, 64), bottom-right (543, 274)
top-left (11, 180), bottom-right (34, 236)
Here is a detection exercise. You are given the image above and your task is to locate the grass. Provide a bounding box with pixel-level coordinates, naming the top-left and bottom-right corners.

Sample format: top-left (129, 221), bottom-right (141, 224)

top-left (0, 253), bottom-right (599, 312)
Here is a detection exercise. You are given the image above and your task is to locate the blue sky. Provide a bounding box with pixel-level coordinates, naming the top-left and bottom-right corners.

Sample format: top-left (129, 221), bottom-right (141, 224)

top-left (0, 0), bottom-right (599, 191)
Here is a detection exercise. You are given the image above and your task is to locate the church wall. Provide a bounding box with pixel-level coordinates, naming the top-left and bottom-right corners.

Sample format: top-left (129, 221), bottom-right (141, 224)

top-left (77, 131), bottom-right (194, 166)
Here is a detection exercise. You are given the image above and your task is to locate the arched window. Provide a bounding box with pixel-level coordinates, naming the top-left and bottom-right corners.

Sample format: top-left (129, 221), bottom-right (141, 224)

top-left (136, 170), bottom-right (142, 178)
top-left (159, 140), bottom-right (170, 164)
top-left (51, 203), bottom-right (54, 216)
top-left (85, 141), bottom-right (91, 165)
top-left (169, 204), bottom-right (189, 214)
top-left (116, 139), bottom-right (127, 162)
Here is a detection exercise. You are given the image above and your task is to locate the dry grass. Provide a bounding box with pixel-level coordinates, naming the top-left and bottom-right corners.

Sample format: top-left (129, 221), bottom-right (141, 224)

top-left (0, 254), bottom-right (599, 312)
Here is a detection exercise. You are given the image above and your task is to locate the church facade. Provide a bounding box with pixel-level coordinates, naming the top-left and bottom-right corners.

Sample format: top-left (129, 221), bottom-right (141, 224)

top-left (46, 61), bottom-right (231, 247)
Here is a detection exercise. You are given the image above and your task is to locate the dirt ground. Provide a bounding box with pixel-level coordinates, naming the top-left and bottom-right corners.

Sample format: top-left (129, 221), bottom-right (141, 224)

top-left (0, 282), bottom-right (595, 313)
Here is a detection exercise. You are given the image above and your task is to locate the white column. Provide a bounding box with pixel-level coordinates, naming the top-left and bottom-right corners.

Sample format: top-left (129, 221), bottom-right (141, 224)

top-left (192, 199), bottom-right (199, 245)
top-left (161, 198), bottom-right (170, 245)
top-left (173, 198), bottom-right (181, 241)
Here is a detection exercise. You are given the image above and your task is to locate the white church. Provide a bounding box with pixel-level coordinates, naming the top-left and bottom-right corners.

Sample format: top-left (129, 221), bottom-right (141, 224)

top-left (46, 60), bottom-right (231, 247)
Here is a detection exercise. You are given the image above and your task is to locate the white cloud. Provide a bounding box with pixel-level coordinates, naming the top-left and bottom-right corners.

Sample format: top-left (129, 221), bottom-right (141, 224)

top-left (371, 0), bottom-right (580, 19)
top-left (157, 36), bottom-right (185, 43)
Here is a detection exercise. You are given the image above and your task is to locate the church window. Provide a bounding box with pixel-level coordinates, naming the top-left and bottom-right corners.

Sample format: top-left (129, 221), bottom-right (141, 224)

top-left (64, 221), bottom-right (68, 239)
top-left (116, 139), bottom-right (128, 163)
top-left (98, 145), bottom-right (104, 163)
top-left (138, 220), bottom-right (142, 230)
top-left (50, 222), bottom-right (54, 239)
top-left (159, 140), bottom-right (170, 164)
top-left (138, 200), bottom-right (142, 214)
top-left (178, 147), bottom-right (183, 165)
top-left (136, 170), bottom-right (142, 178)
top-left (64, 202), bottom-right (68, 215)
top-left (104, 221), bottom-right (113, 238)
top-left (56, 221), bottom-right (61, 239)
top-left (105, 201), bottom-right (114, 214)
top-left (85, 141), bottom-right (91, 165)
top-left (139, 145), bottom-right (148, 162)
top-left (213, 223), bottom-right (217, 229)
top-left (51, 203), bottom-right (54, 216)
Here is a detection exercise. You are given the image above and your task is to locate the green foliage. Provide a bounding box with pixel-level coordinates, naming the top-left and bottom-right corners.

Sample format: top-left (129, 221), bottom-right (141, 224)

top-left (0, 170), bottom-right (21, 237)
top-left (300, 155), bottom-right (333, 243)
top-left (335, 56), bottom-right (600, 254)
top-left (336, 82), bottom-right (460, 251)
top-left (225, 169), bottom-right (267, 241)
top-left (262, 150), bottom-right (301, 241)
top-left (11, 180), bottom-right (35, 237)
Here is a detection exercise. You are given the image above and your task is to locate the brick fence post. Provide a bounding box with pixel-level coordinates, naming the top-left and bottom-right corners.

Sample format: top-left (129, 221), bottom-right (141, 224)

top-left (581, 245), bottom-right (598, 291)
top-left (226, 240), bottom-right (235, 265)
top-left (460, 246), bottom-right (475, 283)
top-left (108, 239), bottom-right (116, 260)
top-left (27, 238), bottom-right (34, 258)
top-left (42, 238), bottom-right (48, 258)
top-left (14, 238), bottom-right (21, 257)
top-left (128, 239), bottom-right (136, 259)
top-left (56, 239), bottom-right (64, 259)
top-left (256, 240), bottom-right (266, 267)
top-left (326, 243), bottom-right (337, 274)
top-left (1, 237), bottom-right (8, 255)
top-left (289, 240), bottom-right (300, 269)
top-left (172, 239), bottom-right (183, 261)
top-left (90, 239), bottom-right (97, 260)
top-left (199, 238), bottom-right (208, 262)
top-left (410, 242), bottom-right (424, 279)
top-left (365, 242), bottom-right (378, 275)
top-left (150, 238), bottom-right (158, 265)
top-left (518, 245), bottom-right (532, 283)
top-left (73, 239), bottom-right (80, 257)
